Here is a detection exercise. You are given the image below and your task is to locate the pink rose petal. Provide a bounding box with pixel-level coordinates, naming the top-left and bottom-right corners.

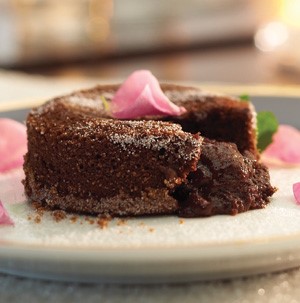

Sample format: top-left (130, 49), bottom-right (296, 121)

top-left (0, 169), bottom-right (25, 204)
top-left (0, 118), bottom-right (27, 173)
top-left (293, 182), bottom-right (300, 204)
top-left (261, 125), bottom-right (300, 166)
top-left (111, 70), bottom-right (186, 118)
top-left (0, 200), bottom-right (14, 226)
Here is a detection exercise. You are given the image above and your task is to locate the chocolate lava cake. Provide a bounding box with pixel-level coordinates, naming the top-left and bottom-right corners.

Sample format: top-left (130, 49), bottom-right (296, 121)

top-left (23, 84), bottom-right (275, 217)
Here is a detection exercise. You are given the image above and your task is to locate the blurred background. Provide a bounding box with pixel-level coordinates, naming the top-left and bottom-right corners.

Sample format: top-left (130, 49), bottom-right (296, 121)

top-left (0, 0), bottom-right (300, 102)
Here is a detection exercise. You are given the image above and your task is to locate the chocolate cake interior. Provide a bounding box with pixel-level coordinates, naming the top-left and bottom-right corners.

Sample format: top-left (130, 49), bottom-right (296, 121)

top-left (172, 139), bottom-right (276, 217)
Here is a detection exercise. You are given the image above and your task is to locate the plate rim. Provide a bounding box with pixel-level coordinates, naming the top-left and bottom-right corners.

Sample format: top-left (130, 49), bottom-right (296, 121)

top-left (1, 224), bottom-right (300, 252)
top-left (1, 229), bottom-right (300, 283)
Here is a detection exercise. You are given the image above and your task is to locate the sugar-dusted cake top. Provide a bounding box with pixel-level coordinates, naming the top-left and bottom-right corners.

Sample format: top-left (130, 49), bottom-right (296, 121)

top-left (28, 95), bottom-right (202, 163)
top-left (30, 81), bottom-right (257, 156)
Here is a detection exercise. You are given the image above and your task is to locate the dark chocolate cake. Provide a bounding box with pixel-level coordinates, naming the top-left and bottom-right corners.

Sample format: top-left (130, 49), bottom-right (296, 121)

top-left (23, 83), bottom-right (275, 217)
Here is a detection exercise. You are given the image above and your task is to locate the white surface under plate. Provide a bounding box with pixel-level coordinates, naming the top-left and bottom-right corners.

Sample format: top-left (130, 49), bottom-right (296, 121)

top-left (0, 92), bottom-right (300, 284)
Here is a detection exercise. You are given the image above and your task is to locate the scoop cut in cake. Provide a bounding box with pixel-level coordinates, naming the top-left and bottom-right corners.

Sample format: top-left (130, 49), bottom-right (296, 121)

top-left (23, 83), bottom-right (275, 217)
top-left (161, 84), bottom-right (258, 156)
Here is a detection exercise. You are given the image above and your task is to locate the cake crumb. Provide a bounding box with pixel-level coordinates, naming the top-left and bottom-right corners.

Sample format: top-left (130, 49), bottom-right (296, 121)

top-left (70, 215), bottom-right (78, 223)
top-left (85, 216), bottom-right (95, 225)
top-left (97, 218), bottom-right (109, 229)
top-left (179, 219), bottom-right (185, 224)
top-left (32, 201), bottom-right (46, 215)
top-left (117, 219), bottom-right (127, 226)
top-left (52, 210), bottom-right (67, 222)
top-left (27, 215), bottom-right (32, 221)
top-left (148, 227), bottom-right (155, 233)
top-left (34, 215), bottom-right (41, 224)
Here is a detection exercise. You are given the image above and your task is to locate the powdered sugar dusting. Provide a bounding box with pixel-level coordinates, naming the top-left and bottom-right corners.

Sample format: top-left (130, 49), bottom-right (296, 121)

top-left (33, 100), bottom-right (58, 116)
top-left (164, 89), bottom-right (235, 103)
top-left (94, 119), bottom-right (202, 160)
top-left (108, 132), bottom-right (201, 160)
top-left (66, 118), bottom-right (202, 161)
top-left (67, 96), bottom-right (104, 111)
top-left (249, 102), bottom-right (258, 134)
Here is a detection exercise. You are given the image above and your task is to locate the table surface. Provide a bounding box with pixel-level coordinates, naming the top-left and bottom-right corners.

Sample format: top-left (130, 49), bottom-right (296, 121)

top-left (1, 45), bottom-right (300, 302)
top-left (16, 44), bottom-right (300, 86)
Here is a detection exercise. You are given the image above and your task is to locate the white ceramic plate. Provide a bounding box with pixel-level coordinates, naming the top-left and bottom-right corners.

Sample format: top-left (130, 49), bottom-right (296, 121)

top-left (0, 91), bottom-right (300, 284)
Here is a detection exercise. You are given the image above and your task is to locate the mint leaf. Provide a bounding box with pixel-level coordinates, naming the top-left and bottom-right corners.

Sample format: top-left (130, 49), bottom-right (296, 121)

top-left (239, 94), bottom-right (250, 102)
top-left (257, 111), bottom-right (278, 152)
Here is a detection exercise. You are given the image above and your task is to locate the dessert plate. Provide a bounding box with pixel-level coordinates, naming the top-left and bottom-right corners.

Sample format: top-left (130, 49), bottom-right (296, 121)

top-left (0, 87), bottom-right (300, 284)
